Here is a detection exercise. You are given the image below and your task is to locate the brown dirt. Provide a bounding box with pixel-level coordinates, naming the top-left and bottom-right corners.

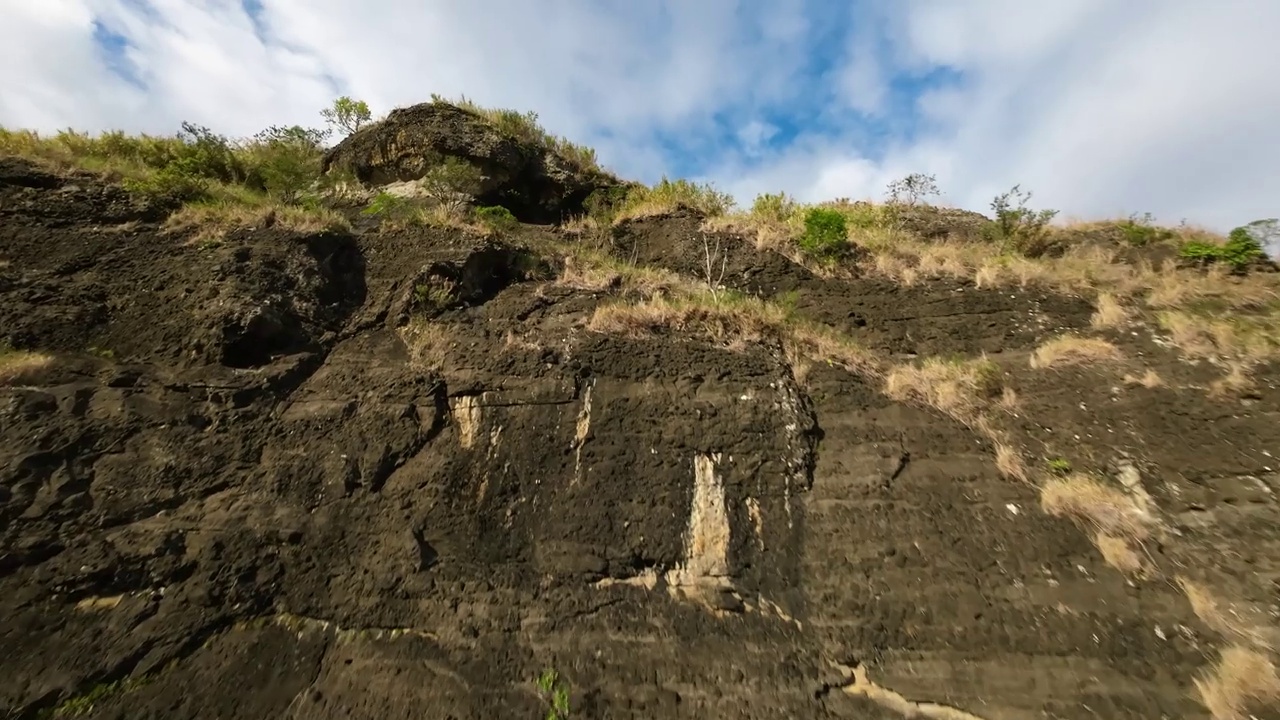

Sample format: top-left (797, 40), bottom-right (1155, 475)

top-left (1, 158), bottom-right (1275, 719)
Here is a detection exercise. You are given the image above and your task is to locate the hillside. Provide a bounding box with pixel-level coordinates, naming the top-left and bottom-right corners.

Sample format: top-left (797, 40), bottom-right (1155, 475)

top-left (2, 98), bottom-right (1280, 720)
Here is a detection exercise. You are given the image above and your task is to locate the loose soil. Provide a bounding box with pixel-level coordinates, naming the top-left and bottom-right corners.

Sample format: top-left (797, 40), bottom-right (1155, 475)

top-left (2, 159), bottom-right (1277, 719)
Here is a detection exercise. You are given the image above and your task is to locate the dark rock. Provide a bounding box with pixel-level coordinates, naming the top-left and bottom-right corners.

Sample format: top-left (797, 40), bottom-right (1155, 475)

top-left (321, 101), bottom-right (630, 224)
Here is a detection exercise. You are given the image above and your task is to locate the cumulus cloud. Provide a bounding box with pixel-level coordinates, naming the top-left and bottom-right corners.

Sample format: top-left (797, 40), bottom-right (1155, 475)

top-left (1, 0), bottom-right (1278, 232)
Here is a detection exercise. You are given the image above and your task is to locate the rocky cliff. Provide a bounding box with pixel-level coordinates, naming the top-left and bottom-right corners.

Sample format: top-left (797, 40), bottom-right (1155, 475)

top-left (2, 104), bottom-right (1280, 720)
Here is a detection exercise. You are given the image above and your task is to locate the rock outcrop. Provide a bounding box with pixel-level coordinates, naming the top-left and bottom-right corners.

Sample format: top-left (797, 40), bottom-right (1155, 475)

top-left (321, 101), bottom-right (631, 224)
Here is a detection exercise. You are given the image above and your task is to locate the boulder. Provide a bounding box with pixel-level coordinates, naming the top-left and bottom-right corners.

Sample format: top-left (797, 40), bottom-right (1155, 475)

top-left (321, 101), bottom-right (628, 224)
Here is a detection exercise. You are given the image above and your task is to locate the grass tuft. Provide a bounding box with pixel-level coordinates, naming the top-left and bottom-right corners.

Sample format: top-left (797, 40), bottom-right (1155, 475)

top-left (1090, 292), bottom-right (1131, 329)
top-left (1039, 473), bottom-right (1151, 551)
top-left (1029, 335), bottom-right (1123, 369)
top-left (883, 356), bottom-right (1002, 426)
top-left (0, 346), bottom-right (54, 385)
top-left (1193, 645), bottom-right (1280, 720)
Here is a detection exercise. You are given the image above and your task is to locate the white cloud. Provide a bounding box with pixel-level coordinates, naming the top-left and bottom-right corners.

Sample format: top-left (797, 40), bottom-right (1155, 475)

top-left (0, 0), bottom-right (1278, 232)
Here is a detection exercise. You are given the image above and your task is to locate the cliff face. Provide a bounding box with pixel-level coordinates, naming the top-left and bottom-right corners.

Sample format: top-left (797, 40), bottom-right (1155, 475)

top-left (2, 146), bottom-right (1279, 720)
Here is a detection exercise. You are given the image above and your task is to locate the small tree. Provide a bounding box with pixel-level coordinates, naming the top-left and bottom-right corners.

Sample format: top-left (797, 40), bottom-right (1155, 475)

top-left (986, 184), bottom-right (1058, 255)
top-left (419, 157), bottom-right (485, 213)
top-left (321, 96), bottom-right (372, 137)
top-left (885, 173), bottom-right (941, 206)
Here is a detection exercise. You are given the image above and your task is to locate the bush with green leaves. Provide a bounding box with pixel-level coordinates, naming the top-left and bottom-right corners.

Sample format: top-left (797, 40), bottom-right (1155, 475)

top-left (984, 184), bottom-right (1059, 255)
top-left (475, 205), bottom-right (519, 231)
top-left (419, 157), bottom-right (486, 211)
top-left (798, 207), bottom-right (849, 261)
top-left (242, 125), bottom-right (330, 203)
top-left (1180, 223), bottom-right (1269, 270)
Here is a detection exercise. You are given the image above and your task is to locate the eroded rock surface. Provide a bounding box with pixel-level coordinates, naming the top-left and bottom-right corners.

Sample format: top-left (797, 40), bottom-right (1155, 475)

top-left (3, 159), bottom-right (1280, 719)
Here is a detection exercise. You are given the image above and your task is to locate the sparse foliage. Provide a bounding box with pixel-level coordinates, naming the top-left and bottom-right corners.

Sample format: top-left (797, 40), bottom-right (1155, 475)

top-left (886, 173), bottom-right (941, 206)
top-left (536, 668), bottom-right (571, 720)
top-left (321, 96), bottom-right (372, 137)
top-left (1116, 212), bottom-right (1174, 247)
top-left (986, 184), bottom-right (1059, 255)
top-left (699, 232), bottom-right (729, 300)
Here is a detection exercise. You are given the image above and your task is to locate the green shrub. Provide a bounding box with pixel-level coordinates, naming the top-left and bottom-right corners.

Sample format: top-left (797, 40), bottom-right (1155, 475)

top-left (1047, 457), bottom-right (1072, 475)
top-left (420, 157), bottom-right (486, 211)
top-left (242, 125), bottom-right (328, 203)
top-left (1180, 226), bottom-right (1266, 270)
top-left (798, 207), bottom-right (849, 261)
top-left (475, 205), bottom-right (518, 231)
top-left (363, 192), bottom-right (409, 217)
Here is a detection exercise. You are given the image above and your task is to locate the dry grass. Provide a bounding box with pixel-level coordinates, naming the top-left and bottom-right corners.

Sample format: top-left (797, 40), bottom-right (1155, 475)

top-left (702, 213), bottom-right (800, 254)
top-left (588, 292), bottom-right (790, 346)
top-left (883, 356), bottom-right (1002, 425)
top-left (1146, 264), bottom-right (1280, 312)
top-left (1179, 578), bottom-right (1278, 652)
top-left (994, 440), bottom-right (1030, 483)
top-left (1039, 473), bottom-right (1152, 548)
top-left (380, 204), bottom-right (488, 235)
top-left (611, 178), bottom-right (734, 225)
top-left (1094, 532), bottom-right (1145, 574)
top-left (1158, 311), bottom-right (1280, 363)
top-left (851, 221), bottom-right (1280, 322)
top-left (1091, 292), bottom-right (1131, 329)
top-left (556, 252), bottom-right (682, 296)
top-left (0, 347), bottom-right (54, 385)
top-left (1029, 335), bottom-right (1124, 369)
top-left (1123, 369), bottom-right (1164, 388)
top-left (397, 319), bottom-right (452, 372)
top-left (1210, 362), bottom-right (1257, 398)
top-left (1194, 645), bottom-right (1280, 720)
top-left (584, 278), bottom-right (878, 378)
top-left (165, 201), bottom-right (350, 243)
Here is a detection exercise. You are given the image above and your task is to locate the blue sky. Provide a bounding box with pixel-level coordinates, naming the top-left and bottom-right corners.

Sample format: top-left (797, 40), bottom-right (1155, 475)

top-left (2, 0), bottom-right (1280, 235)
